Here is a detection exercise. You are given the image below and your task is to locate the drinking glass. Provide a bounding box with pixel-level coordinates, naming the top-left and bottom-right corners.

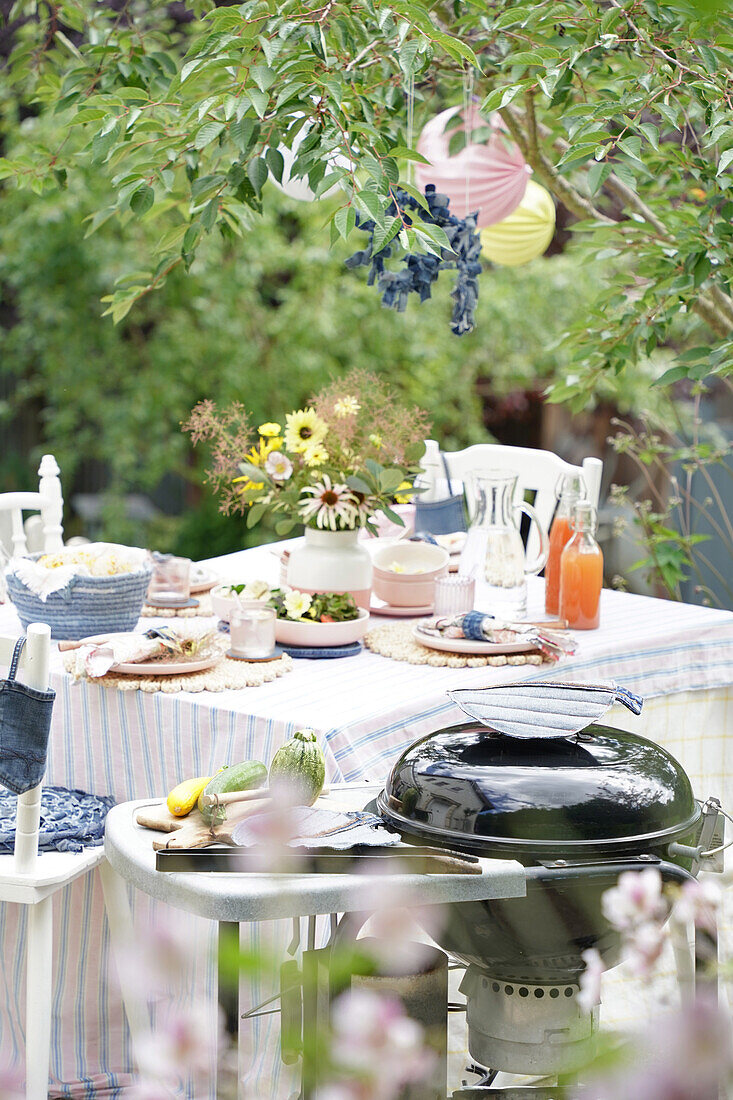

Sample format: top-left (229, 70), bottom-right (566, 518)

top-left (230, 603), bottom-right (276, 658)
top-left (433, 574), bottom-right (476, 617)
top-left (148, 556), bottom-right (191, 605)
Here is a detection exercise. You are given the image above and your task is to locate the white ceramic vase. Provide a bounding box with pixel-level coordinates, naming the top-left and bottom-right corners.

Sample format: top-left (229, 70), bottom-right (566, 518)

top-left (286, 528), bottom-right (373, 609)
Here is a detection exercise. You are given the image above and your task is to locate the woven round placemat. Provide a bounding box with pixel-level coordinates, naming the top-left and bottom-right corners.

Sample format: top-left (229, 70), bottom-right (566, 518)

top-left (62, 651), bottom-right (293, 693)
top-left (141, 595), bottom-right (214, 618)
top-left (364, 622), bottom-right (550, 668)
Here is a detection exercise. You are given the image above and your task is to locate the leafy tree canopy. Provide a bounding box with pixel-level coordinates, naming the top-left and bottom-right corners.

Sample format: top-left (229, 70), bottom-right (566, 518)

top-left (2, 0), bottom-right (733, 404)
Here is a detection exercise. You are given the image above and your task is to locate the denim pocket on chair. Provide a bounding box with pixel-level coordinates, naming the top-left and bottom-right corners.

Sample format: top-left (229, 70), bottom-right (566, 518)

top-left (0, 639), bottom-right (56, 795)
top-left (413, 495), bottom-right (467, 536)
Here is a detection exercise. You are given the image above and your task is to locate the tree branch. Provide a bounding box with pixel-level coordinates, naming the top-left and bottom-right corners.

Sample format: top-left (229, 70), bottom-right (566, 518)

top-left (504, 105), bottom-right (733, 338)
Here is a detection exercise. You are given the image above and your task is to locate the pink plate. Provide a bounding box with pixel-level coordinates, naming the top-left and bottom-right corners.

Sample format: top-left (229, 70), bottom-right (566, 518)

top-left (111, 654), bottom-right (221, 676)
top-left (370, 601), bottom-right (434, 618)
top-left (412, 626), bottom-right (538, 656)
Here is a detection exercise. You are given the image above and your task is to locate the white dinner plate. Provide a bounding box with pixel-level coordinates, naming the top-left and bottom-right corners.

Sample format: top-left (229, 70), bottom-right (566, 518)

top-left (190, 568), bottom-right (219, 594)
top-left (412, 626), bottom-right (539, 656)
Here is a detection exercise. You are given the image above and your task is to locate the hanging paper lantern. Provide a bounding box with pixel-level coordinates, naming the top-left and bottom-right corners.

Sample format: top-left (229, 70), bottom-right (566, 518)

top-left (272, 115), bottom-right (350, 202)
top-left (414, 106), bottom-right (531, 227)
top-left (479, 179), bottom-right (556, 267)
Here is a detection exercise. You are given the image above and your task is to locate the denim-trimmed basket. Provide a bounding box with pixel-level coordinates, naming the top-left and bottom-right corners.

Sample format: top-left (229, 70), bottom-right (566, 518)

top-left (6, 553), bottom-right (152, 640)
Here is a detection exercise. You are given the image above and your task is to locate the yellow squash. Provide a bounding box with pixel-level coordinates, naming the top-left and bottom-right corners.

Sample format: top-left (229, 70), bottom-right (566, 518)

top-left (166, 776), bottom-right (212, 817)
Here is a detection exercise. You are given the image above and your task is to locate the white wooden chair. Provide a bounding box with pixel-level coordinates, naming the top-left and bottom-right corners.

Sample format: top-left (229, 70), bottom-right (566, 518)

top-left (0, 454), bottom-right (65, 558)
top-left (420, 438), bottom-right (603, 560)
top-left (0, 624), bottom-right (106, 1099)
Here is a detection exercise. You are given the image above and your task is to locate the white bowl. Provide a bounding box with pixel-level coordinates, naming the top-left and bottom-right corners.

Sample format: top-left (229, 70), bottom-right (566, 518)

top-left (274, 608), bottom-right (370, 647)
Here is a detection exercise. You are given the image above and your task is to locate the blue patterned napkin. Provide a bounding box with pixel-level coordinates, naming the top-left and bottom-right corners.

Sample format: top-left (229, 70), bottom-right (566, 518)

top-left (278, 641), bottom-right (363, 660)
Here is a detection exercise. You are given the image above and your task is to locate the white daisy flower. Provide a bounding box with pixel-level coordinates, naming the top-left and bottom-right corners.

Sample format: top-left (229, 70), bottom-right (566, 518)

top-left (284, 590), bottom-right (313, 619)
top-left (334, 395), bottom-right (360, 417)
top-left (299, 475), bottom-right (360, 531)
top-left (264, 451), bottom-right (293, 482)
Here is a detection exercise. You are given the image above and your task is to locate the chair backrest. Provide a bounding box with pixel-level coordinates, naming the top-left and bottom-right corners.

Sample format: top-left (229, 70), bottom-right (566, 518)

top-left (420, 439), bottom-right (603, 560)
top-left (0, 623), bottom-right (52, 874)
top-left (0, 454), bottom-right (65, 558)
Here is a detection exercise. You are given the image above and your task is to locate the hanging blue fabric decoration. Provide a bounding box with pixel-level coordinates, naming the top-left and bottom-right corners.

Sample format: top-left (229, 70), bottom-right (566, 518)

top-left (345, 185), bottom-right (483, 335)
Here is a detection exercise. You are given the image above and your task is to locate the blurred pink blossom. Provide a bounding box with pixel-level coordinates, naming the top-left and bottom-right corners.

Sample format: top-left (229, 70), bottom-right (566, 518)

top-left (317, 988), bottom-right (435, 1100)
top-left (351, 858), bottom-right (445, 973)
top-left (621, 919), bottom-right (668, 977)
top-left (578, 993), bottom-right (733, 1099)
top-left (134, 1003), bottom-right (225, 1086)
top-left (577, 947), bottom-right (605, 1013)
top-left (601, 867), bottom-right (667, 931)
top-left (672, 877), bottom-right (722, 935)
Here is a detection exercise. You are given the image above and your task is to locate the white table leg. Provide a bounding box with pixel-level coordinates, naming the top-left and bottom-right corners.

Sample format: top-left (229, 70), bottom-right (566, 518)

top-left (25, 896), bottom-right (52, 1100)
top-left (99, 862), bottom-right (154, 1064)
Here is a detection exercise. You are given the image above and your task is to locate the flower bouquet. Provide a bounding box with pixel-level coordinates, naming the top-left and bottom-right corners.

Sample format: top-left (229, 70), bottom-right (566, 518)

top-left (184, 369), bottom-right (429, 536)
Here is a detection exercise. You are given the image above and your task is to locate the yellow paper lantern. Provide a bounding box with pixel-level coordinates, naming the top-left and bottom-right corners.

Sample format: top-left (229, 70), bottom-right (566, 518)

top-left (479, 179), bottom-right (556, 266)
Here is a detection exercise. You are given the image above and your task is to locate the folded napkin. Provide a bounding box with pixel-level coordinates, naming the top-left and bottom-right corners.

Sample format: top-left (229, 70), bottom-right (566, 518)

top-left (67, 626), bottom-right (196, 679)
top-left (448, 681), bottom-right (643, 739)
top-left (7, 542), bottom-right (148, 601)
top-left (416, 611), bottom-right (576, 660)
top-left (231, 806), bottom-right (399, 849)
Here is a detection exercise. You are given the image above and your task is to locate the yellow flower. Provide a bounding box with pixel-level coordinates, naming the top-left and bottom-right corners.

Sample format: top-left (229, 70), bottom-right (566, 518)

top-left (368, 433), bottom-right (383, 449)
top-left (394, 480), bottom-right (413, 504)
top-left (258, 422), bottom-right (282, 437)
top-left (284, 408), bottom-right (328, 454)
top-left (334, 396), bottom-right (360, 417)
top-left (303, 442), bottom-right (329, 467)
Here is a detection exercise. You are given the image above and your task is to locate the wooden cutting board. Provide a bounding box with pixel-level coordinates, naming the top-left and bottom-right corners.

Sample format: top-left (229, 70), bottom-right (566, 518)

top-left (135, 791), bottom-right (347, 851)
top-left (135, 799), bottom-right (269, 850)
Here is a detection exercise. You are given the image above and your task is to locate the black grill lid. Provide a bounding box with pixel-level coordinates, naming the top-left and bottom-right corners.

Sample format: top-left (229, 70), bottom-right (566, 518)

top-left (378, 720), bottom-right (700, 851)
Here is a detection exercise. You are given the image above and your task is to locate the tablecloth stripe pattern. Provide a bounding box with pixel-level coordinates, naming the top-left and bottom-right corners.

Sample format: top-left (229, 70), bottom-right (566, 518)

top-left (0, 546), bottom-right (731, 1096)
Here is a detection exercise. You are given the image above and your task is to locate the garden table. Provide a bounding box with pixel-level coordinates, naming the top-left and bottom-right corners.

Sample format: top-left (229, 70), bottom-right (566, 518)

top-left (0, 539), bottom-right (732, 1097)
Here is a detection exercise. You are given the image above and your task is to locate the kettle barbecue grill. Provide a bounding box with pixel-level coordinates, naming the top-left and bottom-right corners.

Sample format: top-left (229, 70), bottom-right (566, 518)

top-left (375, 681), bottom-right (726, 1089)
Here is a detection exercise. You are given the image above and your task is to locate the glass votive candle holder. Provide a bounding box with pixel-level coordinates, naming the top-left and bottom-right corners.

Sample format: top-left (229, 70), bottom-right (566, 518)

top-left (148, 556), bottom-right (191, 605)
top-left (433, 574), bottom-right (476, 618)
top-left (229, 602), bottom-right (276, 659)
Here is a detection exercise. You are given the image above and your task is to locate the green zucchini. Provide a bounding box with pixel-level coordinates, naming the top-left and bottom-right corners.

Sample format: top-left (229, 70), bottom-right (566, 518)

top-left (197, 760), bottom-right (267, 825)
top-left (268, 730), bottom-right (325, 806)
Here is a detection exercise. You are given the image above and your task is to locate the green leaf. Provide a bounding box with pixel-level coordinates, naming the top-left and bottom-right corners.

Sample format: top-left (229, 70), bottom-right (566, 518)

top-left (231, 117), bottom-right (258, 153)
top-left (247, 157), bottom-right (268, 195)
top-left (334, 205), bottom-right (356, 239)
top-left (387, 145), bottom-right (429, 164)
top-left (250, 64), bottom-right (276, 92)
top-left (195, 121), bottom-right (225, 150)
top-left (265, 146), bottom-right (285, 183)
top-left (587, 161), bottom-right (611, 195)
top-left (717, 149), bottom-right (733, 176)
top-left (129, 184), bottom-right (154, 215)
top-left (639, 122), bottom-right (659, 151)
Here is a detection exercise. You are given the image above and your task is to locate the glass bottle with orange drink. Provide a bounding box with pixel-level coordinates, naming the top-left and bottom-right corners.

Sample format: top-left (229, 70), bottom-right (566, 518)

top-left (545, 474), bottom-right (585, 616)
top-left (559, 500), bottom-right (603, 630)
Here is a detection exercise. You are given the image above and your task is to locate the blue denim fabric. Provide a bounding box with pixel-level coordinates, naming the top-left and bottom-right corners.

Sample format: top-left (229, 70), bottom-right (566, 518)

top-left (0, 786), bottom-right (114, 852)
top-left (0, 638), bottom-right (56, 795)
top-left (413, 452), bottom-right (467, 535)
top-left (279, 641), bottom-right (362, 659)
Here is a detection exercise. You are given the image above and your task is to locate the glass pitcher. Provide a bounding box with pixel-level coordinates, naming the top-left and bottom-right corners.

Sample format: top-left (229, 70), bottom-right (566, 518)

top-left (458, 470), bottom-right (549, 619)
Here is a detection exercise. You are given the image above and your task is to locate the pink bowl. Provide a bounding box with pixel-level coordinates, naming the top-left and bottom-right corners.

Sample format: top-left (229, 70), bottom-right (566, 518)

top-left (372, 543), bottom-right (449, 607)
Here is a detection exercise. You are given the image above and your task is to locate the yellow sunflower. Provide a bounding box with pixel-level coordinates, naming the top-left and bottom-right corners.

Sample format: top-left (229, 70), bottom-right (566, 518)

top-left (258, 422), bottom-right (282, 437)
top-left (394, 481), bottom-right (413, 504)
top-left (284, 408), bottom-right (328, 454)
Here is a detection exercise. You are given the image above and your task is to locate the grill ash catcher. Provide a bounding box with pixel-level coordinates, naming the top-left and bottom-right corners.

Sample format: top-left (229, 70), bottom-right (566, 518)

top-left (371, 680), bottom-right (727, 1096)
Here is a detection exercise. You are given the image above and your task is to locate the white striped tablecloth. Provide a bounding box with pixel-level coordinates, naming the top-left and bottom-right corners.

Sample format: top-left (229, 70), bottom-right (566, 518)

top-left (0, 542), bottom-right (732, 1096)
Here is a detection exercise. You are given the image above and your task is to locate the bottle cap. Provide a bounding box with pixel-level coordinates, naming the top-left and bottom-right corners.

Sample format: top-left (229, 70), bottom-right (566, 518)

top-left (556, 473), bottom-right (587, 500)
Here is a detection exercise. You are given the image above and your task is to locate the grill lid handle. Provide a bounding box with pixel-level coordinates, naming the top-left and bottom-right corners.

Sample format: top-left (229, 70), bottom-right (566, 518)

top-left (447, 680), bottom-right (644, 739)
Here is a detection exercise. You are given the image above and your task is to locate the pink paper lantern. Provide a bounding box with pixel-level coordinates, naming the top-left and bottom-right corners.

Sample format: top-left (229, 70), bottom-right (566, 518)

top-left (414, 106), bottom-right (531, 227)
